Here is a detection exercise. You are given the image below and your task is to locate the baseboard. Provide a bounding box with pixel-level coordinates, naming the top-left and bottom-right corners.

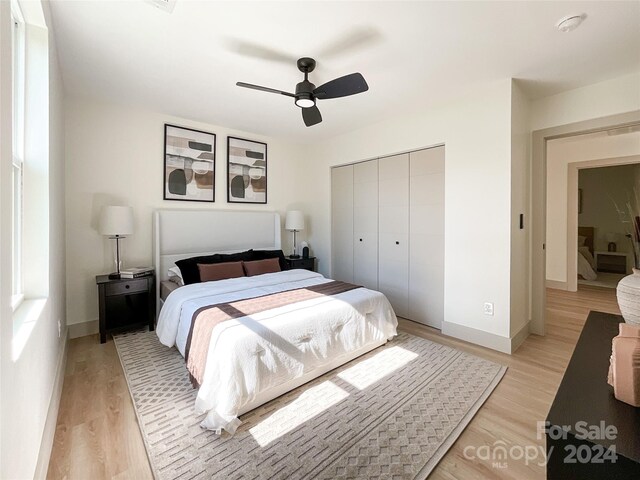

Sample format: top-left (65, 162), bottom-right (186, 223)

top-left (510, 321), bottom-right (530, 353)
top-left (546, 279), bottom-right (568, 290)
top-left (68, 319), bottom-right (98, 339)
top-left (33, 330), bottom-right (68, 479)
top-left (441, 321), bottom-right (511, 354)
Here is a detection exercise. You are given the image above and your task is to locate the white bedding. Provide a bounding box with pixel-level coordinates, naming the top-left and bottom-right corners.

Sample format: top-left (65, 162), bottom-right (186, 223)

top-left (156, 269), bottom-right (398, 434)
top-left (578, 246), bottom-right (598, 281)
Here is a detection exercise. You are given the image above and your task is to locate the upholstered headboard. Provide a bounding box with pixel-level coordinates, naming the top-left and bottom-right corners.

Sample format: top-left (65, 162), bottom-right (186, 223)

top-left (578, 226), bottom-right (595, 255)
top-left (152, 209), bottom-right (281, 312)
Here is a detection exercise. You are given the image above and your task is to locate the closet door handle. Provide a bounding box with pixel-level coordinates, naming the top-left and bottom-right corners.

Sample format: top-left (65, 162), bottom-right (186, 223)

top-left (359, 238), bottom-right (363, 242)
top-left (395, 241), bottom-right (399, 245)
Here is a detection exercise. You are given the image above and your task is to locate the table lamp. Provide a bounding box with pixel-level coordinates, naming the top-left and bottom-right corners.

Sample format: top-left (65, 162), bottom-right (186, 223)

top-left (606, 232), bottom-right (618, 252)
top-left (285, 210), bottom-right (305, 259)
top-left (99, 206), bottom-right (134, 279)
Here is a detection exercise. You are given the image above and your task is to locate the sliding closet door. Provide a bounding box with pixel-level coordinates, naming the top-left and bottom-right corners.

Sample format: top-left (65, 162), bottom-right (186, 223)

top-left (331, 165), bottom-right (354, 282)
top-left (353, 160), bottom-right (378, 289)
top-left (409, 146), bottom-right (445, 328)
top-left (378, 154), bottom-right (409, 318)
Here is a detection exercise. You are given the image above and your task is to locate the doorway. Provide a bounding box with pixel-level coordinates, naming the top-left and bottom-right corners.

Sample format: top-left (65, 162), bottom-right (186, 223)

top-left (574, 162), bottom-right (640, 289)
top-left (546, 132), bottom-right (640, 292)
top-left (531, 112), bottom-right (640, 335)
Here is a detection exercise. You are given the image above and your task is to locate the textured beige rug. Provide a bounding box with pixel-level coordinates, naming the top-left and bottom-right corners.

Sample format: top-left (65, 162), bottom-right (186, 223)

top-left (114, 330), bottom-right (506, 480)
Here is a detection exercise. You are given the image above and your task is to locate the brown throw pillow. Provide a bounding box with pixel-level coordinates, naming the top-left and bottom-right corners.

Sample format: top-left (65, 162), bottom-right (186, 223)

top-left (243, 258), bottom-right (281, 277)
top-left (197, 261), bottom-right (245, 282)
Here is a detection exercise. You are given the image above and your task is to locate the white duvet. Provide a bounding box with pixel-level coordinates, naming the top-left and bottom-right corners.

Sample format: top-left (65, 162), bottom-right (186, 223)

top-left (156, 270), bottom-right (398, 434)
top-left (578, 246), bottom-right (598, 281)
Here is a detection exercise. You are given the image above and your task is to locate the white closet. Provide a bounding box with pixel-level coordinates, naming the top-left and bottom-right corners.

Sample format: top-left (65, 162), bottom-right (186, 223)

top-left (331, 146), bottom-right (445, 328)
top-left (408, 147), bottom-right (445, 328)
top-left (378, 154), bottom-right (410, 318)
top-left (331, 165), bottom-right (354, 283)
top-left (353, 160), bottom-right (379, 289)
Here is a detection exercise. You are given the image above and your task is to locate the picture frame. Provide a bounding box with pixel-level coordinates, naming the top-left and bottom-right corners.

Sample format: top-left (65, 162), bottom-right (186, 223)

top-left (227, 136), bottom-right (268, 204)
top-left (163, 124), bottom-right (216, 202)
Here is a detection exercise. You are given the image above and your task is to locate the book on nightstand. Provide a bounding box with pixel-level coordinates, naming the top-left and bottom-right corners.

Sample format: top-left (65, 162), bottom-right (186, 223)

top-left (119, 266), bottom-right (154, 278)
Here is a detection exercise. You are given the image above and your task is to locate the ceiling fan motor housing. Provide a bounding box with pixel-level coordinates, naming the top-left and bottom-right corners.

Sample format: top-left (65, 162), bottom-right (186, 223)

top-left (295, 79), bottom-right (316, 107)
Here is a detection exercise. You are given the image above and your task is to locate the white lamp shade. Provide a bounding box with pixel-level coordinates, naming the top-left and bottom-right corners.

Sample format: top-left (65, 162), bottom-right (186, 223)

top-left (285, 210), bottom-right (305, 231)
top-left (99, 206), bottom-right (134, 236)
top-left (606, 233), bottom-right (618, 243)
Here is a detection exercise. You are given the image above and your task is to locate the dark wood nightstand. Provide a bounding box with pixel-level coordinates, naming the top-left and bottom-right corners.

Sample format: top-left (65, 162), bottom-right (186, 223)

top-left (96, 274), bottom-right (156, 343)
top-left (285, 256), bottom-right (316, 271)
top-left (595, 251), bottom-right (629, 274)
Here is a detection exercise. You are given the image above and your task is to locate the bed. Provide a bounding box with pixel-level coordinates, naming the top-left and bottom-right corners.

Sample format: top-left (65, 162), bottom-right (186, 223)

top-left (153, 210), bottom-right (398, 434)
top-left (578, 226), bottom-right (598, 281)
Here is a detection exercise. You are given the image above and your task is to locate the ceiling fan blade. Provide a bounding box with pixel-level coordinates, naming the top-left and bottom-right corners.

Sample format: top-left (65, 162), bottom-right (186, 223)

top-left (319, 27), bottom-right (382, 59)
top-left (313, 73), bottom-right (368, 100)
top-left (236, 82), bottom-right (295, 98)
top-left (302, 105), bottom-right (322, 127)
top-left (224, 38), bottom-right (298, 64)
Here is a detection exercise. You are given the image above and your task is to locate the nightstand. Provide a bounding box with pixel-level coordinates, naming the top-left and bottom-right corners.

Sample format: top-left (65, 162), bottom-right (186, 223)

top-left (594, 251), bottom-right (630, 274)
top-left (96, 274), bottom-right (156, 343)
top-left (285, 256), bottom-right (316, 271)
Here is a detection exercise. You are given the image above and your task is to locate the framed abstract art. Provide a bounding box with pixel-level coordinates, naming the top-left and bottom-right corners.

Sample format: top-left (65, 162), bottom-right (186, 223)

top-left (164, 124), bottom-right (216, 202)
top-left (227, 136), bottom-right (267, 204)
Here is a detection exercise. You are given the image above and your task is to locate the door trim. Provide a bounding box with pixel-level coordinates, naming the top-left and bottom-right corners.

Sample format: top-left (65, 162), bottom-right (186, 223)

top-left (531, 111), bottom-right (640, 335)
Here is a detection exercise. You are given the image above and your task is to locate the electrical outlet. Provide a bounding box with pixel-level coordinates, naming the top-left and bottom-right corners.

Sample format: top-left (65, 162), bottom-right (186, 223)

top-left (483, 302), bottom-right (494, 316)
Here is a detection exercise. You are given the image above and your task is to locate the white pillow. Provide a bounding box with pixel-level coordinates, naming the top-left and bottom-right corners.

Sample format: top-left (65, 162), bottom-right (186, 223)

top-left (168, 266), bottom-right (184, 286)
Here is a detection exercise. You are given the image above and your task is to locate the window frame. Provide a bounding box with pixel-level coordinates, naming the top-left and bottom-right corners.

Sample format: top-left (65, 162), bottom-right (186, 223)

top-left (11, 1), bottom-right (25, 311)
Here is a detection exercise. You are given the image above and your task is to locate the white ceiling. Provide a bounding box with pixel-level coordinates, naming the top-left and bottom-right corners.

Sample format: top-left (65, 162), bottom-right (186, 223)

top-left (49, 1), bottom-right (640, 141)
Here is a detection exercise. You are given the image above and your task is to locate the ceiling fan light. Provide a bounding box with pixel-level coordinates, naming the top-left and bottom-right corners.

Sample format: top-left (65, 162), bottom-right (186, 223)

top-left (295, 95), bottom-right (315, 108)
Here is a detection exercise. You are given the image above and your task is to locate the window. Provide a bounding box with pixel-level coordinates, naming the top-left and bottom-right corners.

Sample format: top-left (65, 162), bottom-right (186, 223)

top-left (9, 0), bottom-right (52, 356)
top-left (11, 2), bottom-right (25, 311)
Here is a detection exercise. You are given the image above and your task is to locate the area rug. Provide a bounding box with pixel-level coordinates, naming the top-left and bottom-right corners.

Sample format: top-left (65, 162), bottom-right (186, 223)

top-left (114, 330), bottom-right (506, 480)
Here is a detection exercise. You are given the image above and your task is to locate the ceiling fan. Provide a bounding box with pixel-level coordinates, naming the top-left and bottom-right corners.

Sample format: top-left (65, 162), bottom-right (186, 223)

top-left (236, 57), bottom-right (369, 127)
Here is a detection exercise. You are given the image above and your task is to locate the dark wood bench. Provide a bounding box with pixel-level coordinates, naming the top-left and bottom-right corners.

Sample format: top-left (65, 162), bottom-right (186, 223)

top-left (546, 311), bottom-right (640, 479)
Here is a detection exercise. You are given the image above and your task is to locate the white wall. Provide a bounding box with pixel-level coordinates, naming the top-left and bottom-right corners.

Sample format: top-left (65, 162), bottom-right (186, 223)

top-left (65, 97), bottom-right (308, 332)
top-left (0, 1), bottom-right (67, 478)
top-left (300, 79), bottom-right (514, 341)
top-left (510, 80), bottom-right (531, 337)
top-left (531, 73), bottom-right (640, 131)
top-left (546, 132), bottom-right (640, 284)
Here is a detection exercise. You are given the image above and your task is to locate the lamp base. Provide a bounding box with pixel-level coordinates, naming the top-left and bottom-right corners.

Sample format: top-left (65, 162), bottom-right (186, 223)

top-left (289, 254), bottom-right (301, 259)
top-left (108, 272), bottom-right (121, 280)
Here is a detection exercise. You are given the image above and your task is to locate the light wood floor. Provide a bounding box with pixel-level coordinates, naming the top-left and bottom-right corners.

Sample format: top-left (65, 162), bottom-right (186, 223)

top-left (47, 286), bottom-right (620, 479)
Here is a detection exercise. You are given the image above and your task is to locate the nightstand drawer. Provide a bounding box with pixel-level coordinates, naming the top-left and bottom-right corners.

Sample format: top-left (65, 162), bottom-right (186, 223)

top-left (104, 278), bottom-right (148, 296)
top-left (595, 252), bottom-right (628, 274)
top-left (285, 256), bottom-right (316, 271)
top-left (294, 258), bottom-right (314, 270)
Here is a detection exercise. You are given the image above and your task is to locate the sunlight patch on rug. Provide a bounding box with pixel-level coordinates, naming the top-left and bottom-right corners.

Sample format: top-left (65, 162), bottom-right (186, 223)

top-left (338, 345), bottom-right (419, 390)
top-left (249, 380), bottom-right (349, 446)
